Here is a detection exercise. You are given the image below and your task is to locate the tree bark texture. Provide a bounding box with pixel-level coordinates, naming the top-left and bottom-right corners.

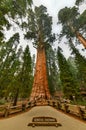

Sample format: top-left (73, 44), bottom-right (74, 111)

top-left (13, 88), bottom-right (19, 106)
top-left (30, 46), bottom-right (51, 101)
top-left (76, 32), bottom-right (86, 48)
top-left (68, 23), bottom-right (86, 48)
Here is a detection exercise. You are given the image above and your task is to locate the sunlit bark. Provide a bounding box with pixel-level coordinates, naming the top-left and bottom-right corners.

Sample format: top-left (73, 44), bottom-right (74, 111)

top-left (68, 22), bottom-right (86, 48)
top-left (30, 45), bottom-right (51, 101)
top-left (76, 32), bottom-right (86, 48)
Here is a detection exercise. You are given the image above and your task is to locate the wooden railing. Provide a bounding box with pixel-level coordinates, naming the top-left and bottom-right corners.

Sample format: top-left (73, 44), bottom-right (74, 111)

top-left (0, 100), bottom-right (86, 120)
top-left (47, 100), bottom-right (86, 120)
top-left (0, 102), bottom-right (32, 118)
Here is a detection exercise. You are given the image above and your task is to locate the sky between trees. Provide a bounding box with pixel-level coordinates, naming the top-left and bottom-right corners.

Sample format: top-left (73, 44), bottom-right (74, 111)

top-left (4, 0), bottom-right (86, 59)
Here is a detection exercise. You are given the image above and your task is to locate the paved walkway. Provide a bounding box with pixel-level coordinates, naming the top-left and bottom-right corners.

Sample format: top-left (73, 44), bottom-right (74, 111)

top-left (0, 106), bottom-right (86, 130)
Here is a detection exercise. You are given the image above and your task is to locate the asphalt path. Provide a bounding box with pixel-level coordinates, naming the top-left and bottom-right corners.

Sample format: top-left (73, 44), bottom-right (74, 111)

top-left (0, 106), bottom-right (86, 130)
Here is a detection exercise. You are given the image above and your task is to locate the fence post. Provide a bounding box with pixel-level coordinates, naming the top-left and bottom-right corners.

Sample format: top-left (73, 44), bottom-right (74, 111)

top-left (57, 102), bottom-right (61, 110)
top-left (64, 103), bottom-right (69, 113)
top-left (4, 106), bottom-right (10, 118)
top-left (78, 106), bottom-right (84, 119)
top-left (22, 102), bottom-right (26, 111)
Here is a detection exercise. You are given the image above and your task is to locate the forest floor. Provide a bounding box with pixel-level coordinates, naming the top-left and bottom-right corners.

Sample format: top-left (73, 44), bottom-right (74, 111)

top-left (0, 106), bottom-right (86, 130)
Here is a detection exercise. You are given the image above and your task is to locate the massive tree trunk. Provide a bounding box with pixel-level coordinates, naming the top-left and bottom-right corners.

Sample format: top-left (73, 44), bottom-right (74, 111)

top-left (76, 32), bottom-right (86, 48)
top-left (30, 45), bottom-right (51, 102)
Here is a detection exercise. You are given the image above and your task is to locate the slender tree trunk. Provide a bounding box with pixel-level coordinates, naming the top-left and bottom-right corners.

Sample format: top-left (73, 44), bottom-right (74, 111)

top-left (13, 88), bottom-right (19, 106)
top-left (30, 45), bottom-right (51, 101)
top-left (68, 23), bottom-right (86, 48)
top-left (76, 32), bottom-right (86, 48)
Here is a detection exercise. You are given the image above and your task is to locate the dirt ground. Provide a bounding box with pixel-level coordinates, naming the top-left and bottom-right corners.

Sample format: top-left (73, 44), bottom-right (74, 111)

top-left (0, 106), bottom-right (86, 130)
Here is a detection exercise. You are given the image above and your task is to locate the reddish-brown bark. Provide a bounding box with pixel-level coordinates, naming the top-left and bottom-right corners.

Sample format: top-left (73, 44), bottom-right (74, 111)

top-left (30, 46), bottom-right (51, 101)
top-left (76, 32), bottom-right (86, 48)
top-left (68, 24), bottom-right (86, 48)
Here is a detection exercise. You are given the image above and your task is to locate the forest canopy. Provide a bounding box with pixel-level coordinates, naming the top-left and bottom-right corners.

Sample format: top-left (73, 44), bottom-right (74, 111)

top-left (0, 0), bottom-right (86, 105)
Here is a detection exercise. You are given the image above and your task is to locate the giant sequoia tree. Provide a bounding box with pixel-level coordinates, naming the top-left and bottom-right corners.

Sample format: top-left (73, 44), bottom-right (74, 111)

top-left (58, 6), bottom-right (86, 48)
top-left (24, 5), bottom-right (55, 101)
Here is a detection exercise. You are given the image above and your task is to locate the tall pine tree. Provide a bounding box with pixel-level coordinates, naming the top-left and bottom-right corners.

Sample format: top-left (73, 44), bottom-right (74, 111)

top-left (20, 45), bottom-right (33, 98)
top-left (69, 39), bottom-right (86, 93)
top-left (57, 47), bottom-right (80, 100)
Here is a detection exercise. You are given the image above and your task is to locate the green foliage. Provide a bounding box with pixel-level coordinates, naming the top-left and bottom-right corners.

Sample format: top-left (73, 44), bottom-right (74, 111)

top-left (58, 6), bottom-right (80, 39)
top-left (58, 5), bottom-right (86, 41)
top-left (0, 0), bottom-right (11, 41)
top-left (69, 40), bottom-right (86, 91)
top-left (57, 47), bottom-right (80, 100)
top-left (0, 43), bottom-right (33, 103)
top-left (67, 57), bottom-right (78, 81)
top-left (58, 6), bottom-right (79, 25)
top-left (24, 5), bottom-right (55, 46)
top-left (0, 99), bottom-right (6, 105)
top-left (0, 33), bottom-right (20, 98)
top-left (75, 0), bottom-right (85, 5)
top-left (20, 45), bottom-right (33, 98)
top-left (1, 0), bottom-right (32, 18)
top-left (0, 0), bottom-right (32, 42)
top-left (78, 10), bottom-right (86, 31)
top-left (46, 47), bottom-right (58, 94)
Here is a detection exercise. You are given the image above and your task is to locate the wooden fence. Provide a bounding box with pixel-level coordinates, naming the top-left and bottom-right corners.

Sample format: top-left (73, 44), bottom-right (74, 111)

top-left (47, 100), bottom-right (86, 120)
top-left (0, 100), bottom-right (86, 120)
top-left (0, 102), bottom-right (31, 118)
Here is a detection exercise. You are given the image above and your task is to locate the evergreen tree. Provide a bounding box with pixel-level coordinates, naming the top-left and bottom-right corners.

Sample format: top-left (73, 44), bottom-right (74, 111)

top-left (67, 56), bottom-right (78, 82)
top-left (57, 47), bottom-right (80, 100)
top-left (46, 47), bottom-right (58, 95)
top-left (75, 0), bottom-right (85, 5)
top-left (0, 33), bottom-right (20, 98)
top-left (24, 5), bottom-right (55, 101)
top-left (58, 6), bottom-right (86, 48)
top-left (69, 39), bottom-right (86, 92)
top-left (9, 46), bottom-right (23, 106)
top-left (20, 45), bottom-right (33, 98)
top-left (0, 0), bottom-right (32, 42)
top-left (0, 0), bottom-right (33, 101)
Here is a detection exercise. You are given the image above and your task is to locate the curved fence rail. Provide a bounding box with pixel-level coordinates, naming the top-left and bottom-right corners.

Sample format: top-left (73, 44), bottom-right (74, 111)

top-left (0, 103), bottom-right (31, 118)
top-left (47, 100), bottom-right (86, 120)
top-left (0, 100), bottom-right (86, 120)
